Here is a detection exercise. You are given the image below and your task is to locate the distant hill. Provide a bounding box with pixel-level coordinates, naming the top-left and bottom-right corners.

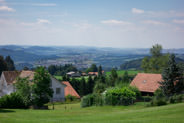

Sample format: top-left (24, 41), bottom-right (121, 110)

top-left (1, 45), bottom-right (184, 70)
top-left (120, 56), bottom-right (184, 70)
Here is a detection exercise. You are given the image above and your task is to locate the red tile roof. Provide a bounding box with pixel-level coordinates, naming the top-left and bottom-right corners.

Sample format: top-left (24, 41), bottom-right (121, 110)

top-left (2, 71), bottom-right (21, 85)
top-left (130, 73), bottom-right (163, 93)
top-left (62, 81), bottom-right (80, 98)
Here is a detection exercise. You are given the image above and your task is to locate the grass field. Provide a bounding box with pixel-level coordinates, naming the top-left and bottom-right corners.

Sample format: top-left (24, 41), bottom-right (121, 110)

top-left (0, 102), bottom-right (184, 123)
top-left (105, 70), bottom-right (141, 77)
top-left (54, 70), bottom-right (141, 81)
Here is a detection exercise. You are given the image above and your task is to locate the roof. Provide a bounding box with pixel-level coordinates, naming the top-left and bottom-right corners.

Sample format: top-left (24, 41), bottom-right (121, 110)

top-left (2, 70), bottom-right (35, 84)
top-left (88, 71), bottom-right (104, 76)
top-left (62, 81), bottom-right (80, 98)
top-left (130, 73), bottom-right (163, 93)
top-left (19, 71), bottom-right (35, 81)
top-left (2, 71), bottom-right (21, 85)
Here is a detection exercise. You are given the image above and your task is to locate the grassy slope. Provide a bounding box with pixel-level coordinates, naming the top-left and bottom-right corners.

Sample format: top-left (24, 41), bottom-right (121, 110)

top-left (105, 70), bottom-right (141, 77)
top-left (0, 102), bottom-right (184, 123)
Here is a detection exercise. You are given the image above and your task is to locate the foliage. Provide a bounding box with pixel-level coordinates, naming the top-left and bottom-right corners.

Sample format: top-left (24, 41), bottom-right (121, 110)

top-left (5, 55), bottom-right (15, 71)
top-left (169, 94), bottom-right (184, 104)
top-left (65, 95), bottom-right (77, 102)
top-left (0, 92), bottom-right (28, 108)
top-left (32, 67), bottom-right (53, 107)
top-left (141, 44), bottom-right (169, 73)
top-left (128, 86), bottom-right (141, 99)
top-left (104, 87), bottom-right (136, 106)
top-left (86, 64), bottom-right (98, 73)
top-left (0, 55), bottom-right (7, 75)
top-left (120, 58), bottom-right (142, 70)
top-left (150, 89), bottom-right (167, 106)
top-left (160, 54), bottom-right (184, 96)
top-left (15, 77), bottom-right (31, 107)
top-left (81, 93), bottom-right (104, 108)
top-left (93, 81), bottom-right (106, 94)
top-left (86, 76), bottom-right (95, 94)
top-left (48, 64), bottom-right (77, 76)
top-left (79, 77), bottom-right (87, 96)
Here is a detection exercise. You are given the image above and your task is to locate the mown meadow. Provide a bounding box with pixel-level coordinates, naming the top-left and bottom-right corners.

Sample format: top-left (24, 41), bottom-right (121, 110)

top-left (0, 102), bottom-right (184, 123)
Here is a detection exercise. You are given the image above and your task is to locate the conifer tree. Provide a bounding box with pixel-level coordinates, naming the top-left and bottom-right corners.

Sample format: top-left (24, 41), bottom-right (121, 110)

top-left (5, 56), bottom-right (15, 71)
top-left (160, 54), bottom-right (184, 96)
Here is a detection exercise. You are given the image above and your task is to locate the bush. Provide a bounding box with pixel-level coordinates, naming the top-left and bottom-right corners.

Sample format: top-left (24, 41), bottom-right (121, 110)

top-left (81, 94), bottom-right (95, 107)
top-left (128, 86), bottom-right (141, 99)
top-left (0, 93), bottom-right (28, 109)
top-left (81, 93), bottom-right (104, 108)
top-left (104, 87), bottom-right (136, 106)
top-left (141, 96), bottom-right (152, 102)
top-left (150, 89), bottom-right (167, 106)
top-left (65, 95), bottom-right (77, 102)
top-left (169, 94), bottom-right (184, 103)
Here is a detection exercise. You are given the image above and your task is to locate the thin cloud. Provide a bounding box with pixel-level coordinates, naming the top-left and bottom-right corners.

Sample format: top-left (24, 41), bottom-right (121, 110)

top-left (31, 3), bottom-right (56, 7)
top-left (143, 20), bottom-right (165, 25)
top-left (101, 20), bottom-right (132, 25)
top-left (132, 8), bottom-right (144, 14)
top-left (0, 6), bottom-right (15, 12)
top-left (37, 19), bottom-right (51, 24)
top-left (173, 19), bottom-right (184, 24)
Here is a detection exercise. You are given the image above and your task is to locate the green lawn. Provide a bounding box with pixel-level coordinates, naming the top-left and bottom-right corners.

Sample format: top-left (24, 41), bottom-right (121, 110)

top-left (0, 102), bottom-right (184, 123)
top-left (105, 70), bottom-right (141, 77)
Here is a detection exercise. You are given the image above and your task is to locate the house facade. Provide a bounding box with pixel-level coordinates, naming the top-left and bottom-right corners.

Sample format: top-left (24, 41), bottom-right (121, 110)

top-left (130, 73), bottom-right (163, 96)
top-left (0, 71), bottom-right (66, 101)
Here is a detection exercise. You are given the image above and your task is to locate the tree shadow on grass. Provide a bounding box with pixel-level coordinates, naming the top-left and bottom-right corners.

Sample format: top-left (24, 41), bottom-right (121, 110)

top-left (0, 109), bottom-right (15, 113)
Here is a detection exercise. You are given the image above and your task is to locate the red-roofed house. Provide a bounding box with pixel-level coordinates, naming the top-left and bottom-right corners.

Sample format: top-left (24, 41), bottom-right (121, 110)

top-left (62, 81), bottom-right (80, 98)
top-left (0, 71), bottom-right (66, 101)
top-left (130, 73), bottom-right (163, 96)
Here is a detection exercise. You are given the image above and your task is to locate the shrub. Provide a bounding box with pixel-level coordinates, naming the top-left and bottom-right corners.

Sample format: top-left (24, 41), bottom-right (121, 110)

top-left (128, 86), bottom-right (141, 99)
top-left (141, 96), bottom-right (152, 102)
top-left (150, 89), bottom-right (167, 106)
top-left (81, 94), bottom-right (95, 108)
top-left (0, 93), bottom-right (28, 109)
top-left (65, 95), bottom-right (77, 102)
top-left (169, 94), bottom-right (184, 103)
top-left (104, 87), bottom-right (136, 106)
top-left (81, 93), bottom-right (104, 107)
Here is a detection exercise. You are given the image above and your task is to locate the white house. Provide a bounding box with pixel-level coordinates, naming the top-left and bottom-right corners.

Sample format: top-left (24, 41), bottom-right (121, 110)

top-left (0, 71), bottom-right (66, 101)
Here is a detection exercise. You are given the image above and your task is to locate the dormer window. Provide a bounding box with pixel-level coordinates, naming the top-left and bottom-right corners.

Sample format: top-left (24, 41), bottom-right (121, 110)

top-left (143, 80), bottom-right (146, 83)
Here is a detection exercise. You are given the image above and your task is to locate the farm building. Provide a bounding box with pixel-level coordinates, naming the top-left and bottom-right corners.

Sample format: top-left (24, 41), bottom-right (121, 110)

top-left (130, 73), bottom-right (163, 96)
top-left (0, 70), bottom-right (66, 101)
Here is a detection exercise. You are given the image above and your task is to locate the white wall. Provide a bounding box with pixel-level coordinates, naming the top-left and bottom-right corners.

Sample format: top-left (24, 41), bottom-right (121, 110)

top-left (51, 77), bottom-right (65, 101)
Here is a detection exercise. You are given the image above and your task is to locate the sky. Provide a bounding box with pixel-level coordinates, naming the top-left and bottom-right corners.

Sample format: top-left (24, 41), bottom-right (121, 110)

top-left (0, 0), bottom-right (184, 48)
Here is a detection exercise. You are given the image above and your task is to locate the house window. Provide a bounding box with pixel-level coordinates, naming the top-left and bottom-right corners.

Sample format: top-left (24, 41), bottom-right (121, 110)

top-left (56, 88), bottom-right (61, 94)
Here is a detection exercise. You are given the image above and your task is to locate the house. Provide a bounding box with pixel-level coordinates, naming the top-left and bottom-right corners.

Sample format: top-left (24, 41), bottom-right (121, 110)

top-left (0, 71), bottom-right (66, 101)
top-left (62, 81), bottom-right (80, 98)
top-left (88, 71), bottom-right (105, 76)
top-left (66, 71), bottom-right (81, 77)
top-left (130, 73), bottom-right (163, 96)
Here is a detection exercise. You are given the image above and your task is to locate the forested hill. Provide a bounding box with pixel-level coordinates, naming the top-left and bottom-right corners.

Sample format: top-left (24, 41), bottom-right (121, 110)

top-left (120, 56), bottom-right (184, 70)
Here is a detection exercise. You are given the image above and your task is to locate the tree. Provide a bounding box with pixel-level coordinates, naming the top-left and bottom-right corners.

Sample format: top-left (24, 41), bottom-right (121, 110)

top-left (122, 71), bottom-right (129, 83)
top-left (86, 64), bottom-right (98, 72)
top-left (86, 76), bottom-right (94, 94)
top-left (80, 77), bottom-right (86, 96)
top-left (98, 65), bottom-right (102, 77)
top-left (0, 55), bottom-right (7, 75)
top-left (150, 44), bottom-right (162, 57)
top-left (5, 56), bottom-right (15, 71)
top-left (32, 67), bottom-right (53, 107)
top-left (109, 68), bottom-right (118, 86)
top-left (141, 44), bottom-right (169, 73)
top-left (15, 77), bottom-right (31, 107)
top-left (159, 54), bottom-right (184, 96)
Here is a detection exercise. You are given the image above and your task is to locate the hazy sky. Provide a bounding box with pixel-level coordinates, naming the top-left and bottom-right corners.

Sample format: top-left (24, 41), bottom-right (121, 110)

top-left (0, 0), bottom-right (184, 48)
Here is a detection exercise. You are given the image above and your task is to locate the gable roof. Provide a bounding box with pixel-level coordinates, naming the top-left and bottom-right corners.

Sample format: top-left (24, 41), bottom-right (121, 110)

top-left (130, 73), bottom-right (163, 93)
top-left (2, 71), bottom-right (21, 85)
top-left (62, 81), bottom-right (80, 98)
top-left (19, 71), bottom-right (35, 81)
